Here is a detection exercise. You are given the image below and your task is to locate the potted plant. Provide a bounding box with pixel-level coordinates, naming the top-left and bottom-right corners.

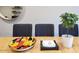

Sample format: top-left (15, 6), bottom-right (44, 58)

top-left (60, 12), bottom-right (79, 48)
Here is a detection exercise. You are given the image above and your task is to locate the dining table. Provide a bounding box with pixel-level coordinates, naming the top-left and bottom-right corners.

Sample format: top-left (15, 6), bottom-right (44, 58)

top-left (0, 36), bottom-right (79, 53)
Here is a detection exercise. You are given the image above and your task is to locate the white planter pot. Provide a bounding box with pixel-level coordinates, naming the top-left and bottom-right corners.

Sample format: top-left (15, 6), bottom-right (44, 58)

top-left (62, 34), bottom-right (73, 48)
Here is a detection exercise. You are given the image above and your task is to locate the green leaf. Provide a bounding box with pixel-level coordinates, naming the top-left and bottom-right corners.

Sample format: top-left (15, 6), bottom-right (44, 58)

top-left (60, 12), bottom-right (79, 29)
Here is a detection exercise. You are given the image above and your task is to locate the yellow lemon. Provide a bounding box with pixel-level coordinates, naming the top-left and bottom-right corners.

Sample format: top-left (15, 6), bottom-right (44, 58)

top-left (28, 41), bottom-right (33, 46)
top-left (22, 38), bottom-right (26, 42)
top-left (23, 41), bottom-right (29, 46)
top-left (9, 41), bottom-right (13, 46)
top-left (10, 42), bottom-right (18, 47)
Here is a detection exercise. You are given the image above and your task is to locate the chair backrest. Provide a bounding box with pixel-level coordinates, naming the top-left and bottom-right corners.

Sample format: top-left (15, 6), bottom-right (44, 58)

top-left (59, 24), bottom-right (78, 36)
top-left (13, 24), bottom-right (32, 37)
top-left (35, 24), bottom-right (54, 36)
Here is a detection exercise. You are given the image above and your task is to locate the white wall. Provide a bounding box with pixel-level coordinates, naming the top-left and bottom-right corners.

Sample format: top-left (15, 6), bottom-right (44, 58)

top-left (0, 6), bottom-right (79, 37)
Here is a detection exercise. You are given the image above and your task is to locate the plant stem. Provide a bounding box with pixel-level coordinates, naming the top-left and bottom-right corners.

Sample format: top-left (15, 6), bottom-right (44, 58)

top-left (67, 28), bottom-right (69, 37)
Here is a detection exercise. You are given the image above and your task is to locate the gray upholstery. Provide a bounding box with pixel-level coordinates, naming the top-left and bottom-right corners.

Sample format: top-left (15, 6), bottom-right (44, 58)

top-left (13, 24), bottom-right (32, 37)
top-left (59, 24), bottom-right (78, 36)
top-left (35, 24), bottom-right (54, 36)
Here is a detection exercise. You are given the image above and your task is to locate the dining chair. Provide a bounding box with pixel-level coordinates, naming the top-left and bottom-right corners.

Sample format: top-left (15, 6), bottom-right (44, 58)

top-left (13, 24), bottom-right (32, 37)
top-left (35, 24), bottom-right (54, 36)
top-left (59, 24), bottom-right (78, 36)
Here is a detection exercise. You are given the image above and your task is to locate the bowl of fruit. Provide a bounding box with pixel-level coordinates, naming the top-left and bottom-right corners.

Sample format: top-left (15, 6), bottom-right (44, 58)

top-left (8, 37), bottom-right (36, 52)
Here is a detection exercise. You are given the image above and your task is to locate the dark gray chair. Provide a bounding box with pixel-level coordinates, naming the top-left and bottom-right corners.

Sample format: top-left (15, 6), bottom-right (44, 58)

top-left (59, 24), bottom-right (78, 36)
top-left (13, 24), bottom-right (32, 37)
top-left (35, 24), bottom-right (54, 36)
